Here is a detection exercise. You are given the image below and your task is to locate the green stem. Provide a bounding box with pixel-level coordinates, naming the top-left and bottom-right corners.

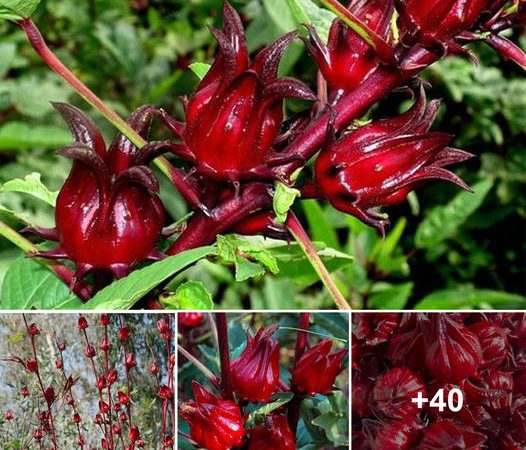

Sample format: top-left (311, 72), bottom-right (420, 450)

top-left (177, 345), bottom-right (218, 385)
top-left (286, 213), bottom-right (351, 310)
top-left (279, 327), bottom-right (348, 343)
top-left (18, 18), bottom-right (179, 185)
top-left (0, 220), bottom-right (92, 300)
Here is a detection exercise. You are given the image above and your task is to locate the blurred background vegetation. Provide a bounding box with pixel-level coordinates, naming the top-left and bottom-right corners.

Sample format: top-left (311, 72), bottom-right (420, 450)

top-left (0, 0), bottom-right (524, 310)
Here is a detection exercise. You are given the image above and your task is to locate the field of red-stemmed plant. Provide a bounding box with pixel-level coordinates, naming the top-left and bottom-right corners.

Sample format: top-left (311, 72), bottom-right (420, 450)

top-left (0, 313), bottom-right (174, 449)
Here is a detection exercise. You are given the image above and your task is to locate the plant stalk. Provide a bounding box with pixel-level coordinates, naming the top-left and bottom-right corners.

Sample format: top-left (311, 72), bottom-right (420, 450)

top-left (287, 313), bottom-right (311, 436)
top-left (0, 220), bottom-right (92, 300)
top-left (216, 313), bottom-right (233, 400)
top-left (287, 213), bottom-right (350, 310)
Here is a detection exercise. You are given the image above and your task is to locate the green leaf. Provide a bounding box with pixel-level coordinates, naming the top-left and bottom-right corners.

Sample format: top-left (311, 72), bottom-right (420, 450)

top-left (1, 172), bottom-right (58, 206)
top-left (0, 256), bottom-right (78, 310)
top-left (0, 122), bottom-right (71, 151)
top-left (310, 391), bottom-right (349, 447)
top-left (415, 179), bottom-right (494, 249)
top-left (273, 181), bottom-right (300, 224)
top-left (81, 246), bottom-right (215, 310)
top-left (415, 288), bottom-right (526, 310)
top-left (284, 0), bottom-right (336, 41)
top-left (234, 256), bottom-right (265, 282)
top-left (369, 282), bottom-right (414, 309)
top-left (162, 281), bottom-right (213, 310)
top-left (0, 0), bottom-right (40, 20)
top-left (189, 62), bottom-right (211, 80)
top-left (269, 242), bottom-right (353, 286)
top-left (246, 392), bottom-right (294, 428)
top-left (302, 200), bottom-right (340, 250)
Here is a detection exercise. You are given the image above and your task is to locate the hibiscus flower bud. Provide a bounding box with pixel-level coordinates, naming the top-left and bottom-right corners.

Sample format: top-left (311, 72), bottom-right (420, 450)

top-left (247, 414), bottom-right (295, 450)
top-left (469, 322), bottom-right (508, 366)
top-left (4, 410), bottom-right (13, 421)
top-left (305, 0), bottom-right (394, 100)
top-left (27, 323), bottom-right (40, 336)
top-left (180, 381), bottom-right (245, 450)
top-left (179, 312), bottom-right (205, 328)
top-left (100, 337), bottom-right (111, 352)
top-left (26, 359), bottom-right (38, 373)
top-left (397, 0), bottom-right (490, 46)
top-left (164, 2), bottom-right (315, 181)
top-left (129, 426), bottom-right (141, 443)
top-left (158, 384), bottom-right (174, 400)
top-left (291, 339), bottom-right (346, 396)
top-left (100, 314), bottom-right (111, 326)
top-left (125, 352), bottom-right (137, 369)
top-left (33, 103), bottom-right (165, 288)
top-left (150, 361), bottom-right (159, 375)
top-left (314, 89), bottom-right (472, 234)
top-left (418, 420), bottom-right (487, 449)
top-left (44, 386), bottom-right (55, 406)
top-left (118, 326), bottom-right (130, 341)
top-left (73, 413), bottom-right (81, 424)
top-left (373, 368), bottom-right (427, 419)
top-left (107, 369), bottom-right (118, 384)
top-left (21, 387), bottom-right (30, 397)
top-left (55, 360), bottom-right (63, 370)
top-left (423, 315), bottom-right (483, 383)
top-left (230, 326), bottom-right (280, 402)
top-left (85, 345), bottom-right (97, 359)
top-left (99, 400), bottom-right (110, 414)
top-left (77, 316), bottom-right (89, 330)
top-left (367, 417), bottom-right (422, 450)
top-left (117, 391), bottom-right (130, 405)
top-left (353, 313), bottom-right (400, 346)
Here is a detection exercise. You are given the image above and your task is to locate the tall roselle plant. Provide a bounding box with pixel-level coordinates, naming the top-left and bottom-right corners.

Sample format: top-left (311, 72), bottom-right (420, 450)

top-left (0, 0), bottom-right (523, 305)
top-left (0, 314), bottom-right (174, 449)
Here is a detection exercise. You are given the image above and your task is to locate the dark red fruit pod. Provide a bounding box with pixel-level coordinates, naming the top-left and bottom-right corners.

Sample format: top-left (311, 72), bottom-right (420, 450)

top-left (469, 322), bottom-right (508, 366)
top-left (418, 420), bottom-right (487, 449)
top-left (372, 368), bottom-right (426, 419)
top-left (423, 314), bottom-right (483, 383)
top-left (353, 313), bottom-right (400, 346)
top-left (230, 326), bottom-right (280, 402)
top-left (180, 381), bottom-right (245, 450)
top-left (247, 414), bottom-right (295, 450)
top-left (179, 312), bottom-right (205, 328)
top-left (387, 314), bottom-right (426, 371)
top-left (365, 417), bottom-right (422, 450)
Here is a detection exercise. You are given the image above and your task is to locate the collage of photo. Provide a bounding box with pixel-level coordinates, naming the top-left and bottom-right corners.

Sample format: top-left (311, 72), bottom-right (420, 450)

top-left (0, 0), bottom-right (524, 448)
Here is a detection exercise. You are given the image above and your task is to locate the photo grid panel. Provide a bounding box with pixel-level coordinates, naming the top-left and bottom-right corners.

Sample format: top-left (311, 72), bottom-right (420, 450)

top-left (0, 313), bottom-right (175, 449)
top-left (351, 312), bottom-right (526, 449)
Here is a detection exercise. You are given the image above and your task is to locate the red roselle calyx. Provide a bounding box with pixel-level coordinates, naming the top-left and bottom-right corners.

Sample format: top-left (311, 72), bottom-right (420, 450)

top-left (397, 0), bottom-right (490, 47)
top-left (291, 338), bottom-right (346, 396)
top-left (305, 0), bottom-right (394, 101)
top-left (313, 88), bottom-right (473, 234)
top-left (230, 326), bottom-right (280, 402)
top-left (373, 367), bottom-right (427, 419)
top-left (418, 420), bottom-right (487, 449)
top-left (179, 312), bottom-right (205, 328)
top-left (31, 103), bottom-right (165, 288)
top-left (247, 414), bottom-right (295, 450)
top-left (180, 381), bottom-right (245, 450)
top-left (163, 2), bottom-right (315, 182)
top-left (423, 314), bottom-right (483, 383)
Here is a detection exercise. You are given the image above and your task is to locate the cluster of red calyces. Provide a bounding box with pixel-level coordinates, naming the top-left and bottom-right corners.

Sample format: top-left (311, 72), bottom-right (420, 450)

top-left (179, 321), bottom-right (347, 450)
top-left (352, 313), bottom-right (526, 449)
top-left (24, 1), bottom-right (524, 297)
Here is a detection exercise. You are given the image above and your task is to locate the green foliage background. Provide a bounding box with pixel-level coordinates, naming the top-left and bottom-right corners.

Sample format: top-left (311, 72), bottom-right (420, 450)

top-left (0, 0), bottom-right (524, 309)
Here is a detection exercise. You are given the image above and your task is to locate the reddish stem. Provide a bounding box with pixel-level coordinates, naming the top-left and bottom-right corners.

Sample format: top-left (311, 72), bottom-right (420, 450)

top-left (287, 313), bottom-right (311, 436)
top-left (216, 313), bottom-right (233, 400)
